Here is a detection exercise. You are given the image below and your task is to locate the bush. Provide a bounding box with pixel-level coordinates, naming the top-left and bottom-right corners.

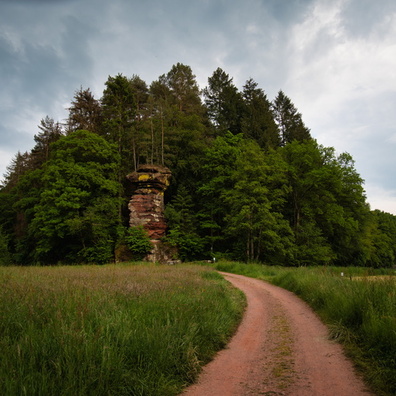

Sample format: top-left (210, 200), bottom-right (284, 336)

top-left (164, 228), bottom-right (204, 262)
top-left (0, 227), bottom-right (12, 266)
top-left (125, 226), bottom-right (153, 260)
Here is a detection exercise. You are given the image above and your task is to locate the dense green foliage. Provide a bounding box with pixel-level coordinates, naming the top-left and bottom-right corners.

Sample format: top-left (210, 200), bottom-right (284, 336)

top-left (212, 261), bottom-right (396, 396)
top-left (3, 130), bottom-right (120, 265)
top-left (1, 63), bottom-right (396, 266)
top-left (0, 227), bottom-right (12, 266)
top-left (124, 226), bottom-right (153, 260)
top-left (0, 264), bottom-right (245, 396)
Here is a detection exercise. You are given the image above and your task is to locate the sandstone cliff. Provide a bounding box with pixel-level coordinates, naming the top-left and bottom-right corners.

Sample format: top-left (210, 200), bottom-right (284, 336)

top-left (126, 165), bottom-right (174, 262)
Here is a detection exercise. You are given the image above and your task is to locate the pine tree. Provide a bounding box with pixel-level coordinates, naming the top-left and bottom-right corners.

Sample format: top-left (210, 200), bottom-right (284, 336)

top-left (272, 90), bottom-right (311, 146)
top-left (67, 87), bottom-right (102, 134)
top-left (150, 77), bottom-right (172, 165)
top-left (164, 63), bottom-right (203, 115)
top-left (101, 73), bottom-right (136, 169)
top-left (150, 64), bottom-right (208, 190)
top-left (1, 151), bottom-right (31, 191)
top-left (127, 75), bottom-right (150, 166)
top-left (241, 78), bottom-right (280, 149)
top-left (30, 116), bottom-right (63, 168)
top-left (203, 67), bottom-right (243, 135)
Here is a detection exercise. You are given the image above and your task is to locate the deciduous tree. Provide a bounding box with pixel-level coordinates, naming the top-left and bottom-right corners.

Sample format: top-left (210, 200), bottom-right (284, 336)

top-left (20, 130), bottom-right (120, 264)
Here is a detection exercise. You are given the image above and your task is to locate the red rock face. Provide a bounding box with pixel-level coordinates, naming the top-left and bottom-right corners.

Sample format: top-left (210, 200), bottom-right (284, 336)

top-left (126, 165), bottom-right (171, 241)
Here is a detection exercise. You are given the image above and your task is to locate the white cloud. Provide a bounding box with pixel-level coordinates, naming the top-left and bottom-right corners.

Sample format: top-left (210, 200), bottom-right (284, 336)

top-left (365, 183), bottom-right (396, 215)
top-left (285, 0), bottom-right (396, 103)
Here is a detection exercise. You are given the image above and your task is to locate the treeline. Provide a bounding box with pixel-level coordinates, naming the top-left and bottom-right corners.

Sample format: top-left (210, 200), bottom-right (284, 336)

top-left (1, 63), bottom-right (396, 267)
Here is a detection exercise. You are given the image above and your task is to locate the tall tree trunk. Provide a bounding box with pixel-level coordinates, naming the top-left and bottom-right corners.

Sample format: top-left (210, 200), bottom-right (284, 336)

top-left (150, 118), bottom-right (154, 165)
top-left (161, 106), bottom-right (165, 166)
top-left (246, 235), bottom-right (250, 261)
top-left (118, 124), bottom-right (123, 222)
top-left (250, 234), bottom-right (254, 262)
top-left (132, 132), bottom-right (137, 171)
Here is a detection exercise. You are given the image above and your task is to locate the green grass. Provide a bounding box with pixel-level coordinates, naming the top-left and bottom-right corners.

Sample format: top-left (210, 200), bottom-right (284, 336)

top-left (212, 261), bottom-right (396, 396)
top-left (213, 260), bottom-right (284, 279)
top-left (0, 263), bottom-right (245, 396)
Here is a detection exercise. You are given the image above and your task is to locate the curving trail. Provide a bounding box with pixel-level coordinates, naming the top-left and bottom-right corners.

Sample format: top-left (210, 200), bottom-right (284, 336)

top-left (182, 272), bottom-right (373, 396)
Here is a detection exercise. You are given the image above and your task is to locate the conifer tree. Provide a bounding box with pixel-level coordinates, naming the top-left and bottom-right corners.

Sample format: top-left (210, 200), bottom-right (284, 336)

top-left (272, 90), bottom-right (311, 145)
top-left (203, 67), bottom-right (243, 135)
top-left (30, 116), bottom-right (63, 168)
top-left (129, 75), bottom-right (150, 166)
top-left (164, 63), bottom-right (203, 115)
top-left (101, 73), bottom-right (136, 169)
top-left (150, 76), bottom-right (172, 165)
top-left (241, 78), bottom-right (280, 149)
top-left (151, 64), bottom-right (207, 190)
top-left (67, 87), bottom-right (102, 134)
top-left (1, 151), bottom-right (31, 191)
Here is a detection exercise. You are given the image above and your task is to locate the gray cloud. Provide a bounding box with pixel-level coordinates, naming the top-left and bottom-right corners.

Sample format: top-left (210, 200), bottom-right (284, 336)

top-left (0, 0), bottom-right (76, 4)
top-left (343, 0), bottom-right (396, 37)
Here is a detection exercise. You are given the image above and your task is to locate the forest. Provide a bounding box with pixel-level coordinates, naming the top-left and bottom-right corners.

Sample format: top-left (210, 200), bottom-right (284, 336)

top-left (1, 62), bottom-right (396, 267)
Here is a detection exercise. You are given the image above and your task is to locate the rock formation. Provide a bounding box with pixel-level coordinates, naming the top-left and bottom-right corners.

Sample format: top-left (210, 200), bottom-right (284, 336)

top-left (126, 165), bottom-right (174, 262)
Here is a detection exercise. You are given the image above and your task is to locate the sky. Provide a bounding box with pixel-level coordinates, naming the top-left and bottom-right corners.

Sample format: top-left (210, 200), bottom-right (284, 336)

top-left (1, 0), bottom-right (396, 214)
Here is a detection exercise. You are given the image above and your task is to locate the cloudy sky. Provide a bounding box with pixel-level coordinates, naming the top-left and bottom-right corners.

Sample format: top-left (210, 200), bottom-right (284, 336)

top-left (1, 0), bottom-right (396, 214)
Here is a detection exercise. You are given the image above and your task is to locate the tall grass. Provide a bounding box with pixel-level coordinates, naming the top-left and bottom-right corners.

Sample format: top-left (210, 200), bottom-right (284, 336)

top-left (0, 264), bottom-right (245, 396)
top-left (213, 260), bottom-right (284, 279)
top-left (272, 268), bottom-right (396, 396)
top-left (213, 261), bottom-right (396, 396)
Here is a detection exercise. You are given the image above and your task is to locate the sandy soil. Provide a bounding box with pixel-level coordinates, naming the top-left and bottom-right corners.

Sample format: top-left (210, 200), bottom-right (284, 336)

top-left (182, 272), bottom-right (373, 396)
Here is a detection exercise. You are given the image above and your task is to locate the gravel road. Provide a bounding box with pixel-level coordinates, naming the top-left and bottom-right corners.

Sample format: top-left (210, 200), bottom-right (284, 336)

top-left (182, 272), bottom-right (373, 396)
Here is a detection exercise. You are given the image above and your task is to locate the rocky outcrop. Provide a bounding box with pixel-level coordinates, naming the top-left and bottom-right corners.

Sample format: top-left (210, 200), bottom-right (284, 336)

top-left (126, 165), bottom-right (174, 262)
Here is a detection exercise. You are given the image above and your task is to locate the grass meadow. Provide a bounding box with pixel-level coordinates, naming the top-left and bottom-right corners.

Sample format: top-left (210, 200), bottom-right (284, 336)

top-left (214, 261), bottom-right (396, 396)
top-left (0, 263), bottom-right (245, 396)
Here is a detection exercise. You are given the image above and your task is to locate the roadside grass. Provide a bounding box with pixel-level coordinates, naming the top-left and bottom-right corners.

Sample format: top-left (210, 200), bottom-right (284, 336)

top-left (0, 263), bottom-right (245, 396)
top-left (213, 260), bottom-right (284, 279)
top-left (212, 261), bottom-right (396, 396)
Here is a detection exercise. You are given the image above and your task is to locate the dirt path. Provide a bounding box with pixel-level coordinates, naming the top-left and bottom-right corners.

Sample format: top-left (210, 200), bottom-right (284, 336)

top-left (182, 272), bottom-right (373, 396)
